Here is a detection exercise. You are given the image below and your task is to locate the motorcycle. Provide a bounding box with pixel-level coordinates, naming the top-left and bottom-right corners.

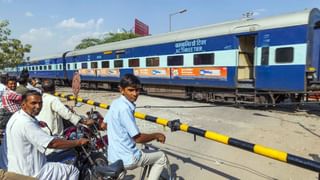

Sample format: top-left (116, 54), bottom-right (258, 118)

top-left (42, 109), bottom-right (125, 180)
top-left (64, 109), bottom-right (108, 153)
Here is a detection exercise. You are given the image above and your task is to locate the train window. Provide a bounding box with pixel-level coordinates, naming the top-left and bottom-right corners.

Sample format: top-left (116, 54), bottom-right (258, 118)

top-left (67, 64), bottom-right (70, 70)
top-left (48, 65), bottom-right (52, 70)
top-left (59, 64), bottom-right (62, 70)
top-left (261, 47), bottom-right (269, 65)
top-left (146, 57), bottom-right (159, 67)
top-left (193, 53), bottom-right (214, 65)
top-left (44, 66), bottom-right (47, 70)
top-left (32, 67), bottom-right (35, 71)
top-left (74, 63), bottom-right (78, 69)
top-left (129, 58), bottom-right (140, 67)
top-left (36, 66), bottom-right (38, 71)
top-left (81, 63), bottom-right (88, 69)
top-left (39, 66), bottom-right (42, 70)
top-left (275, 47), bottom-right (294, 63)
top-left (55, 65), bottom-right (58, 70)
top-left (102, 61), bottom-right (109, 68)
top-left (91, 62), bottom-right (98, 69)
top-left (167, 55), bottom-right (184, 66)
top-left (114, 60), bottom-right (123, 68)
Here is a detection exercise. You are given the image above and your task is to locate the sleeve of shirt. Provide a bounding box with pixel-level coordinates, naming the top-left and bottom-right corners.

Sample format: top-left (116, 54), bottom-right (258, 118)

top-left (8, 92), bottom-right (22, 102)
top-left (51, 98), bottom-right (81, 125)
top-left (103, 109), bottom-right (111, 124)
top-left (24, 121), bottom-right (55, 154)
top-left (120, 108), bottom-right (140, 138)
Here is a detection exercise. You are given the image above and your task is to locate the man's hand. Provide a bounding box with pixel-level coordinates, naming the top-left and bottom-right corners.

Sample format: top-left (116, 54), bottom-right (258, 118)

top-left (77, 138), bottom-right (89, 146)
top-left (134, 133), bottom-right (166, 144)
top-left (155, 133), bottom-right (166, 143)
top-left (81, 119), bottom-right (95, 126)
top-left (99, 122), bottom-right (107, 130)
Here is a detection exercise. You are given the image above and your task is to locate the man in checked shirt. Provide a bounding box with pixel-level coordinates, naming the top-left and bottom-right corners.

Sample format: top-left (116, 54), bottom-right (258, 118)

top-left (1, 76), bottom-right (22, 129)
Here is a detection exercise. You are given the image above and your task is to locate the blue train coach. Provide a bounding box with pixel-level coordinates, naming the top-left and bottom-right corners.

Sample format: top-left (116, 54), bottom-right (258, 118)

top-left (9, 8), bottom-right (320, 104)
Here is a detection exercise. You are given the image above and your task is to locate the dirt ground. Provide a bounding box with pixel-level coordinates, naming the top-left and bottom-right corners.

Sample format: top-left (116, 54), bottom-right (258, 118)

top-left (59, 88), bottom-right (320, 180)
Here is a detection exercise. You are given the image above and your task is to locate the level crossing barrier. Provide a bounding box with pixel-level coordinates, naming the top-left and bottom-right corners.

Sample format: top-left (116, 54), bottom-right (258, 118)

top-left (54, 92), bottom-right (320, 177)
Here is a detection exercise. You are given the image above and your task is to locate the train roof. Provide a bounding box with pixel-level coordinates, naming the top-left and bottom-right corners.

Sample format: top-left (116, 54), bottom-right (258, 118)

top-left (67, 8), bottom-right (320, 57)
top-left (29, 53), bottom-right (63, 62)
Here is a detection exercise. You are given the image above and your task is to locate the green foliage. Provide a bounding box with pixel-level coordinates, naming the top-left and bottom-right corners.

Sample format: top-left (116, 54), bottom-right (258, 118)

top-left (75, 29), bottom-right (141, 50)
top-left (0, 20), bottom-right (31, 69)
top-left (75, 38), bottom-right (102, 50)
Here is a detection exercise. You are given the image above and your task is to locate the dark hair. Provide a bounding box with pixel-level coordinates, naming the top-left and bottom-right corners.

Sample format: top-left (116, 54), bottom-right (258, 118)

top-left (20, 69), bottom-right (29, 78)
top-left (22, 90), bottom-right (42, 102)
top-left (0, 73), bottom-right (8, 84)
top-left (119, 74), bottom-right (141, 88)
top-left (42, 79), bottom-right (55, 93)
top-left (18, 69), bottom-right (29, 85)
top-left (6, 76), bottom-right (16, 84)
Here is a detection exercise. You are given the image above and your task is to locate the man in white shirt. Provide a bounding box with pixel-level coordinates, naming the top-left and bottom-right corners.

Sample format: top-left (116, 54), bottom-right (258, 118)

top-left (26, 77), bottom-right (42, 93)
top-left (6, 90), bottom-right (89, 179)
top-left (37, 79), bottom-right (93, 138)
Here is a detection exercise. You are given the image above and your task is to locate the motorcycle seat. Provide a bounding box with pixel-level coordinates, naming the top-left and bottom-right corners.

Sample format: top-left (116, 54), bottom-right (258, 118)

top-left (95, 160), bottom-right (124, 178)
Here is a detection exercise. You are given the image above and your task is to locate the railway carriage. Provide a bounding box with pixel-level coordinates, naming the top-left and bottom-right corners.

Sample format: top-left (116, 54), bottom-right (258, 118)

top-left (8, 8), bottom-right (320, 104)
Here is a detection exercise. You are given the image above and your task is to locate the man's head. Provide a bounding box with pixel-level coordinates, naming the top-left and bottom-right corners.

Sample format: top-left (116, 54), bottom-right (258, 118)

top-left (119, 74), bottom-right (141, 102)
top-left (42, 79), bottom-right (55, 93)
top-left (6, 76), bottom-right (17, 91)
top-left (18, 69), bottom-right (29, 85)
top-left (0, 73), bottom-right (8, 84)
top-left (30, 77), bottom-right (37, 86)
top-left (21, 90), bottom-right (42, 117)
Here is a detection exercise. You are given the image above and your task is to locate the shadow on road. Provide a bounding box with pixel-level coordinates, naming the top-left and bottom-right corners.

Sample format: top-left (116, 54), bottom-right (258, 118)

top-left (309, 154), bottom-right (320, 163)
top-left (148, 144), bottom-right (278, 180)
top-left (253, 112), bottom-right (320, 138)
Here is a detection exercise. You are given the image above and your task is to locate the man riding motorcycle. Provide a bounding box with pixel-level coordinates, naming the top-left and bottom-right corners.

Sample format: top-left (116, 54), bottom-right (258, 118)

top-left (36, 79), bottom-right (94, 154)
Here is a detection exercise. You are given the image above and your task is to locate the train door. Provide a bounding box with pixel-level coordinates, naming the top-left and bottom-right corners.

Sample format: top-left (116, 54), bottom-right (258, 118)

top-left (311, 27), bottom-right (320, 80)
top-left (237, 35), bottom-right (255, 83)
top-left (62, 51), bottom-right (69, 80)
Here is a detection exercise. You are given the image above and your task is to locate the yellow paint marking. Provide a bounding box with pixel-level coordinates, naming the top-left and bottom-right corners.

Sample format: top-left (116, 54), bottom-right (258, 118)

top-left (205, 131), bottom-right (229, 144)
top-left (156, 118), bottom-right (169, 126)
top-left (254, 145), bottom-right (287, 162)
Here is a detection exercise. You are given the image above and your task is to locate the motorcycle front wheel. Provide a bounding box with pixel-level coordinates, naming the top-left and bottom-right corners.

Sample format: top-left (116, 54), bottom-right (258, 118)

top-left (81, 152), bottom-right (107, 180)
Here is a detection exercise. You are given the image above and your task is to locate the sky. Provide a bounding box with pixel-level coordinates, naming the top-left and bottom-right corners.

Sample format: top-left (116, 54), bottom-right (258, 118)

top-left (0, 0), bottom-right (319, 58)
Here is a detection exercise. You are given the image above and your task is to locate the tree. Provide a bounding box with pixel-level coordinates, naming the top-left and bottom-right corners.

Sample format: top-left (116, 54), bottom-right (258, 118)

top-left (102, 32), bottom-right (140, 44)
top-left (75, 38), bottom-right (102, 50)
top-left (0, 20), bottom-right (31, 69)
top-left (75, 29), bottom-right (141, 50)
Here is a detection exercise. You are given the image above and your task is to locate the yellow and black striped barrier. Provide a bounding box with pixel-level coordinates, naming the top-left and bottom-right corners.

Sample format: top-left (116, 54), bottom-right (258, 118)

top-left (54, 92), bottom-right (320, 174)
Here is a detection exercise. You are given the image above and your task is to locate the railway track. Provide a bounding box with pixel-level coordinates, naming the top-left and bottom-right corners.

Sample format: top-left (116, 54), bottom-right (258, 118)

top-left (56, 87), bottom-right (320, 119)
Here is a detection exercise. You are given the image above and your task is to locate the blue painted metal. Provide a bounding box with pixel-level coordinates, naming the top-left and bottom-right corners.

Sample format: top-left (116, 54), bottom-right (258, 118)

top-left (257, 25), bottom-right (307, 47)
top-left (65, 25), bottom-right (307, 64)
top-left (120, 68), bottom-right (134, 78)
top-left (255, 65), bottom-right (305, 91)
top-left (311, 29), bottom-right (320, 80)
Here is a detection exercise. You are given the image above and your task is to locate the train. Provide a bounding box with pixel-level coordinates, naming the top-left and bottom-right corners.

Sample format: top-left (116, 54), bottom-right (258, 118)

top-left (5, 8), bottom-right (320, 105)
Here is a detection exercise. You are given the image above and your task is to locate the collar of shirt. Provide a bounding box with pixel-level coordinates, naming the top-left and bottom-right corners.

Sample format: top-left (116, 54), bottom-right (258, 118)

top-left (120, 95), bottom-right (136, 111)
top-left (26, 83), bottom-right (33, 88)
top-left (20, 109), bottom-right (38, 123)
